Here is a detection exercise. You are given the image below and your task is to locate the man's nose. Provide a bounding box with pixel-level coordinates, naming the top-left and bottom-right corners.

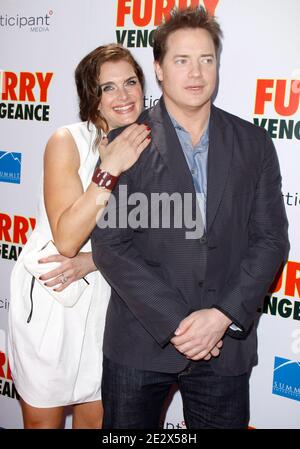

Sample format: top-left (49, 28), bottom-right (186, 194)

top-left (189, 62), bottom-right (203, 77)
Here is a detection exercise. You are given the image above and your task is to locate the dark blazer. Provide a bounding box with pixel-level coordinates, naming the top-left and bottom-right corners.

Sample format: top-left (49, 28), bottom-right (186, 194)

top-left (91, 98), bottom-right (289, 375)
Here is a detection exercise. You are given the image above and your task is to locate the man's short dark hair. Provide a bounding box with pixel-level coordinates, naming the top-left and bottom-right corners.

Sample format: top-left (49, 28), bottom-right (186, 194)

top-left (153, 6), bottom-right (223, 63)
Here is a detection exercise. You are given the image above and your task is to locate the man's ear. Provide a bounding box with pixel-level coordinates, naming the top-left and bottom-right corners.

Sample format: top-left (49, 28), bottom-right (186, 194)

top-left (154, 61), bottom-right (163, 82)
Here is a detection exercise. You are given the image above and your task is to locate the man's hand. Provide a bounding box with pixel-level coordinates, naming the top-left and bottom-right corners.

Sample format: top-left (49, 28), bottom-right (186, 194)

top-left (170, 308), bottom-right (232, 361)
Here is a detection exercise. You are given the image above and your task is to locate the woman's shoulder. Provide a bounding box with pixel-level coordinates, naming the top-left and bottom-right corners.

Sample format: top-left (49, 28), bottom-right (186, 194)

top-left (46, 122), bottom-right (91, 150)
top-left (44, 124), bottom-right (81, 169)
top-left (58, 121), bottom-right (88, 133)
top-left (59, 121), bottom-right (97, 137)
top-left (46, 125), bottom-right (77, 152)
top-left (45, 121), bottom-right (98, 168)
top-left (58, 121), bottom-right (98, 149)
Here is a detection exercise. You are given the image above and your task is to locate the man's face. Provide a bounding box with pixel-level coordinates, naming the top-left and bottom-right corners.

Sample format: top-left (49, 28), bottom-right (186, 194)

top-left (154, 28), bottom-right (217, 113)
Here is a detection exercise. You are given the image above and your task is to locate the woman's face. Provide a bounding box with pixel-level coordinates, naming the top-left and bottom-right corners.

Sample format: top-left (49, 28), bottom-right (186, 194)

top-left (98, 59), bottom-right (143, 131)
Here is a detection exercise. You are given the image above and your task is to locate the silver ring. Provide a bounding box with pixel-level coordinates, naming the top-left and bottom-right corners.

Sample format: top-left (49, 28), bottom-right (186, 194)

top-left (60, 273), bottom-right (68, 284)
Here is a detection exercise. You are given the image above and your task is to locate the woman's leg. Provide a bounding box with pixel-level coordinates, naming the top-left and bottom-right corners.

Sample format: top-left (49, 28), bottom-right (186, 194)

top-left (20, 398), bottom-right (65, 429)
top-left (72, 400), bottom-right (103, 429)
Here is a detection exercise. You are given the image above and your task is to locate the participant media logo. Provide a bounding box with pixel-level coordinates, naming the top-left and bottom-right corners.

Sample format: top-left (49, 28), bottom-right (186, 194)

top-left (0, 10), bottom-right (53, 32)
top-left (116, 0), bottom-right (220, 48)
top-left (0, 151), bottom-right (22, 184)
top-left (143, 93), bottom-right (160, 109)
top-left (282, 192), bottom-right (300, 208)
top-left (272, 356), bottom-right (300, 402)
top-left (164, 420), bottom-right (186, 429)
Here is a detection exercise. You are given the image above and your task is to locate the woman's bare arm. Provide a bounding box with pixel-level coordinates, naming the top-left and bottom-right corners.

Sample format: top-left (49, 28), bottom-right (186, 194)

top-left (44, 124), bottom-right (150, 257)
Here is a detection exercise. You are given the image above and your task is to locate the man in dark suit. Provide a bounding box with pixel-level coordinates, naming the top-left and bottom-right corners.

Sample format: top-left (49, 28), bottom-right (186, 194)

top-left (91, 6), bottom-right (289, 428)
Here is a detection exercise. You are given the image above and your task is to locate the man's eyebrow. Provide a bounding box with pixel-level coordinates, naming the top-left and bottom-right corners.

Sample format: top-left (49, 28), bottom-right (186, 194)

top-left (173, 54), bottom-right (189, 58)
top-left (172, 53), bottom-right (215, 58)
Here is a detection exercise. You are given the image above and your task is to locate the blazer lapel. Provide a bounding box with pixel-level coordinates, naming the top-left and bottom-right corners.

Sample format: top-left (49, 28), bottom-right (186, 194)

top-left (149, 98), bottom-right (197, 195)
top-left (206, 105), bottom-right (234, 232)
top-left (146, 100), bottom-right (233, 233)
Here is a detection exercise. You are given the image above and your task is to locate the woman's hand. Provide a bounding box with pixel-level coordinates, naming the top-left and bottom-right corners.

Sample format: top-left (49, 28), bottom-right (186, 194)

top-left (38, 251), bottom-right (96, 292)
top-left (43, 125), bottom-right (151, 258)
top-left (99, 123), bottom-right (151, 176)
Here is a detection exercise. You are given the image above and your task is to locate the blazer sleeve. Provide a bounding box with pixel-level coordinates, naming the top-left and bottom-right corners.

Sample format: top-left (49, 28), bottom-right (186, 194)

top-left (91, 164), bottom-right (191, 348)
top-left (213, 130), bottom-right (289, 338)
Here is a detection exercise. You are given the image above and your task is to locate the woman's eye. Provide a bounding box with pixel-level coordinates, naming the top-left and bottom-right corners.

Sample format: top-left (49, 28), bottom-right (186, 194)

top-left (127, 79), bottom-right (137, 86)
top-left (102, 85), bottom-right (114, 92)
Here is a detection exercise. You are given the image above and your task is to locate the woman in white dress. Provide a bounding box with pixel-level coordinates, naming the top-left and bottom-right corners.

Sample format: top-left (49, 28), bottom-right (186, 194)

top-left (8, 44), bottom-right (150, 428)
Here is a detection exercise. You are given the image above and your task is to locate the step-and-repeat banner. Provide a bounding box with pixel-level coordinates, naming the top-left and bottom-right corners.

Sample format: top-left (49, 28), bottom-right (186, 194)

top-left (0, 0), bottom-right (299, 429)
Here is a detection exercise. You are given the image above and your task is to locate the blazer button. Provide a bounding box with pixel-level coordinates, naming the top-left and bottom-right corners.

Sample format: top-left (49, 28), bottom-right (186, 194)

top-left (198, 281), bottom-right (204, 287)
top-left (200, 236), bottom-right (207, 244)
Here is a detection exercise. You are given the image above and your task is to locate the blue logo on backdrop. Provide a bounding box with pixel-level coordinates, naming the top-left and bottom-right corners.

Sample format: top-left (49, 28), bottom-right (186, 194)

top-left (0, 151), bottom-right (22, 184)
top-left (273, 356), bottom-right (300, 402)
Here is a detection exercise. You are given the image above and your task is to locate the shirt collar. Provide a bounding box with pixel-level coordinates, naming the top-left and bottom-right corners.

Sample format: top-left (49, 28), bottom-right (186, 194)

top-left (168, 112), bottom-right (210, 148)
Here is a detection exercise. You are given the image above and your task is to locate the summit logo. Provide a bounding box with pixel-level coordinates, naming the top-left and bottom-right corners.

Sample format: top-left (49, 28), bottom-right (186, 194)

top-left (273, 357), bottom-right (300, 402)
top-left (0, 151), bottom-right (22, 184)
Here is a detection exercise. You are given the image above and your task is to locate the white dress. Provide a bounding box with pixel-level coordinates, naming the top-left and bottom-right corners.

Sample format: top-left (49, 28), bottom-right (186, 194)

top-left (8, 122), bottom-right (111, 408)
